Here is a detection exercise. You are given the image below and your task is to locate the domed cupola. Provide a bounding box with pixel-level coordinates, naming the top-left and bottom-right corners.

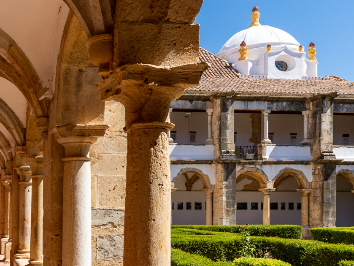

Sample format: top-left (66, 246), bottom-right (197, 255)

top-left (217, 6), bottom-right (318, 80)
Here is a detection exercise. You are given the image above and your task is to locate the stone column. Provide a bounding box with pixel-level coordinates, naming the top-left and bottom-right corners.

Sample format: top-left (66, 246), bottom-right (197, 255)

top-left (259, 188), bottom-right (276, 225)
top-left (296, 189), bottom-right (312, 227)
top-left (0, 170), bottom-right (5, 249)
top-left (4, 177), bottom-right (12, 263)
top-left (16, 166), bottom-right (32, 259)
top-left (167, 108), bottom-right (174, 143)
top-left (27, 155), bottom-right (44, 266)
top-left (1, 180), bottom-right (10, 255)
top-left (220, 98), bottom-right (235, 159)
top-left (261, 110), bottom-right (271, 144)
top-left (202, 189), bottom-right (213, 225)
top-left (56, 125), bottom-right (108, 266)
top-left (205, 109), bottom-right (214, 145)
top-left (301, 111), bottom-right (310, 145)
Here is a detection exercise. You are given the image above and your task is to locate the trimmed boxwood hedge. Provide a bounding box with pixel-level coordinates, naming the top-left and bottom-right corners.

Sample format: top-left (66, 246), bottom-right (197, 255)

top-left (171, 248), bottom-right (233, 265)
top-left (339, 261), bottom-right (354, 266)
top-left (171, 249), bottom-right (291, 266)
top-left (311, 227), bottom-right (354, 244)
top-left (233, 257), bottom-right (291, 266)
top-left (171, 233), bottom-right (354, 265)
top-left (172, 225), bottom-right (302, 239)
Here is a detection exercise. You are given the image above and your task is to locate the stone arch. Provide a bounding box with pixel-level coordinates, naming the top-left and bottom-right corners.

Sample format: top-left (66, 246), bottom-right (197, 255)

top-left (0, 27), bottom-right (46, 118)
top-left (337, 169), bottom-right (354, 190)
top-left (273, 167), bottom-right (309, 189)
top-left (0, 154), bottom-right (5, 170)
top-left (0, 98), bottom-right (25, 145)
top-left (173, 167), bottom-right (212, 190)
top-left (0, 131), bottom-right (12, 161)
top-left (236, 167), bottom-right (269, 187)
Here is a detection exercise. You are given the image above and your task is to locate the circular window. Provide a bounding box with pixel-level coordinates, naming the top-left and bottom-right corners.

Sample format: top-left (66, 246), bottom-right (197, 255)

top-left (275, 61), bottom-right (288, 71)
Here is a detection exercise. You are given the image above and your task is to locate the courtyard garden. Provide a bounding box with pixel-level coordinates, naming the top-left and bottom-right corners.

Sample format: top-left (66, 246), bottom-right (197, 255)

top-left (171, 225), bottom-right (354, 265)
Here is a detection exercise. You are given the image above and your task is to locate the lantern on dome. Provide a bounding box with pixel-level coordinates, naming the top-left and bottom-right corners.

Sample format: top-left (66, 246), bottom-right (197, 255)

top-left (267, 44), bottom-right (271, 52)
top-left (238, 41), bottom-right (248, 61)
top-left (299, 45), bottom-right (304, 52)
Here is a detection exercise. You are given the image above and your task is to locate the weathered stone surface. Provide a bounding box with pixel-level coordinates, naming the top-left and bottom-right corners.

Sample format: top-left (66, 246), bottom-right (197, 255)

top-left (92, 210), bottom-right (124, 227)
top-left (97, 235), bottom-right (124, 260)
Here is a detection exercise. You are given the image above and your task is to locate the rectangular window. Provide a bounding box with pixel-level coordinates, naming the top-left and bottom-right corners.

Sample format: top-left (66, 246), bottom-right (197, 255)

top-left (177, 202), bottom-right (183, 210)
top-left (186, 202), bottom-right (192, 210)
top-left (290, 133), bottom-right (297, 145)
top-left (251, 202), bottom-right (258, 210)
top-left (289, 202), bottom-right (294, 210)
top-left (281, 202), bottom-right (286, 210)
top-left (261, 202), bottom-right (263, 210)
top-left (237, 202), bottom-right (248, 210)
top-left (343, 134), bottom-right (349, 145)
top-left (268, 133), bottom-right (274, 142)
top-left (171, 131), bottom-right (177, 141)
top-left (270, 202), bottom-right (278, 210)
top-left (189, 131), bottom-right (196, 143)
top-left (234, 132), bottom-right (237, 146)
top-left (297, 203), bottom-right (301, 210)
top-left (172, 202), bottom-right (174, 210)
top-left (195, 202), bottom-right (202, 210)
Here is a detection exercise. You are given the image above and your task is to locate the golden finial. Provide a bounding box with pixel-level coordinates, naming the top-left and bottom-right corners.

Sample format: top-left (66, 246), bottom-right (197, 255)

top-left (267, 44), bottom-right (271, 52)
top-left (249, 6), bottom-right (261, 27)
top-left (238, 41), bottom-right (248, 61)
top-left (308, 42), bottom-right (316, 60)
top-left (299, 45), bottom-right (304, 52)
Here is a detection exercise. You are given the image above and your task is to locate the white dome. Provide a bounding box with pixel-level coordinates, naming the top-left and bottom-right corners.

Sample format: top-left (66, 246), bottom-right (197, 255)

top-left (218, 25), bottom-right (300, 57)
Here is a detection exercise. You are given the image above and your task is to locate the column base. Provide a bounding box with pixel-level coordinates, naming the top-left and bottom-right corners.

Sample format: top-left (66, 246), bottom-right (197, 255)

top-left (4, 241), bottom-right (11, 262)
top-left (15, 250), bottom-right (30, 259)
top-left (205, 139), bottom-right (214, 145)
top-left (26, 260), bottom-right (43, 266)
top-left (302, 225), bottom-right (312, 240)
top-left (1, 238), bottom-right (8, 255)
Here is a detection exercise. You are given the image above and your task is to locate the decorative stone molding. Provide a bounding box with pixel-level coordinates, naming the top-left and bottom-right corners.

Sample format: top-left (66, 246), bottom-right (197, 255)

top-left (236, 166), bottom-right (269, 186)
top-left (173, 167), bottom-right (212, 190)
top-left (273, 167), bottom-right (310, 189)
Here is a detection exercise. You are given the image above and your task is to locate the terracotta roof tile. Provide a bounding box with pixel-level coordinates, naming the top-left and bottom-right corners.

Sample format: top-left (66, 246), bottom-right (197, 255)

top-left (186, 48), bottom-right (354, 97)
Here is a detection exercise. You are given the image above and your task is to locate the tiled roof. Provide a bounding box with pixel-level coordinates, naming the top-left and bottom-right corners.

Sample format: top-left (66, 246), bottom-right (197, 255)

top-left (186, 48), bottom-right (354, 97)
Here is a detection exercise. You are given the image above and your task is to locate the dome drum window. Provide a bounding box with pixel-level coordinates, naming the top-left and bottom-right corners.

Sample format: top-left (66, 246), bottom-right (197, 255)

top-left (275, 61), bottom-right (288, 71)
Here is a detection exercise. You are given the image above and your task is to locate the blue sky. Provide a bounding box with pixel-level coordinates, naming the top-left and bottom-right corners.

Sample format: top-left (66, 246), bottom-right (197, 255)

top-left (196, 0), bottom-right (354, 81)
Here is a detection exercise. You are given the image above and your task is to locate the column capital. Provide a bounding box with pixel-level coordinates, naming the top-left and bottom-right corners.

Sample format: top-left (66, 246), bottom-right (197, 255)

top-left (201, 189), bottom-right (213, 194)
top-left (206, 109), bottom-right (213, 115)
top-left (296, 189), bottom-right (312, 195)
top-left (259, 188), bottom-right (276, 194)
top-left (262, 109), bottom-right (271, 115)
top-left (56, 124), bottom-right (109, 158)
top-left (302, 110), bottom-right (310, 116)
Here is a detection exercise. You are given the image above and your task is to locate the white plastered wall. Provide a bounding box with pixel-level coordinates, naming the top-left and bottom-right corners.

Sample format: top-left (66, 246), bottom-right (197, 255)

top-left (333, 115), bottom-right (354, 145)
top-left (234, 113), bottom-right (253, 146)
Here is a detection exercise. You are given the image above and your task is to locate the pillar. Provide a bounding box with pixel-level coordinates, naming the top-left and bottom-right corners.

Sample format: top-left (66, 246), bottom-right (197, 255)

top-left (27, 155), bottom-right (44, 266)
top-left (205, 109), bottom-right (214, 145)
top-left (297, 189), bottom-right (311, 227)
top-left (0, 170), bottom-right (5, 250)
top-left (4, 167), bottom-right (12, 263)
top-left (56, 125), bottom-right (108, 266)
top-left (261, 110), bottom-right (271, 144)
top-left (124, 122), bottom-right (173, 265)
top-left (16, 166), bottom-right (32, 259)
top-left (259, 188), bottom-right (275, 225)
top-left (202, 189), bottom-right (213, 225)
top-left (167, 108), bottom-right (174, 143)
top-left (220, 98), bottom-right (235, 159)
top-left (1, 181), bottom-right (10, 255)
top-left (301, 111), bottom-right (310, 145)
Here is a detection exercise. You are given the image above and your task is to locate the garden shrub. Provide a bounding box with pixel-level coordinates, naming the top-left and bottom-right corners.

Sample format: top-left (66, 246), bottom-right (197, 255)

top-left (172, 225), bottom-right (302, 239)
top-left (310, 227), bottom-right (354, 244)
top-left (171, 233), bottom-right (354, 265)
top-left (339, 261), bottom-right (354, 266)
top-left (233, 257), bottom-right (291, 266)
top-left (171, 248), bottom-right (233, 265)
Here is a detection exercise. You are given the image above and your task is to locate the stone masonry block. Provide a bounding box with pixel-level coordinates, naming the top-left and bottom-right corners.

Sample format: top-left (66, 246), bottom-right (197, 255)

top-left (92, 210), bottom-right (124, 226)
top-left (98, 175), bottom-right (126, 208)
top-left (97, 235), bottom-right (124, 260)
top-left (92, 154), bottom-right (126, 176)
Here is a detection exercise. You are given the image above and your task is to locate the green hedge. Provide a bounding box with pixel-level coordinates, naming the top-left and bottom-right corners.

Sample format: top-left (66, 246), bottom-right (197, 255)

top-left (311, 227), bottom-right (354, 244)
top-left (172, 234), bottom-right (354, 265)
top-left (171, 248), bottom-right (233, 265)
top-left (172, 225), bottom-right (302, 239)
top-left (233, 257), bottom-right (291, 266)
top-left (339, 261), bottom-right (354, 266)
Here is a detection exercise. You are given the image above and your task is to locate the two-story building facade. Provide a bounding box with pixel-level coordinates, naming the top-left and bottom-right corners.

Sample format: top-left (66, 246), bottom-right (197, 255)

top-left (170, 7), bottom-right (354, 235)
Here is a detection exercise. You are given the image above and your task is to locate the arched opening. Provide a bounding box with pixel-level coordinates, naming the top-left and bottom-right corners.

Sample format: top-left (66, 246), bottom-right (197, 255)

top-left (172, 169), bottom-right (212, 225)
top-left (236, 167), bottom-right (268, 225)
top-left (336, 170), bottom-right (354, 226)
top-left (272, 175), bottom-right (302, 225)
